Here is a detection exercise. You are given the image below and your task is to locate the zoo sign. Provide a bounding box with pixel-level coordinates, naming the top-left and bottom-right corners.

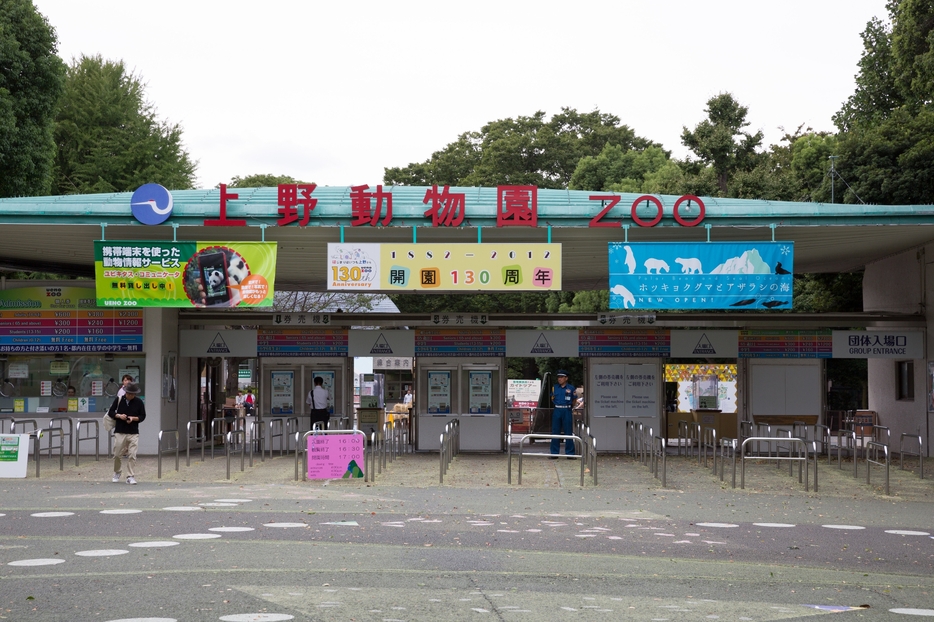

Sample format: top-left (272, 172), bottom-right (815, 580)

top-left (93, 241), bottom-right (278, 308)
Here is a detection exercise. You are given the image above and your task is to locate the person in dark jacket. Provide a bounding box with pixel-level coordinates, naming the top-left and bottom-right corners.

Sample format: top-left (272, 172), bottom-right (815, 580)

top-left (107, 383), bottom-right (146, 485)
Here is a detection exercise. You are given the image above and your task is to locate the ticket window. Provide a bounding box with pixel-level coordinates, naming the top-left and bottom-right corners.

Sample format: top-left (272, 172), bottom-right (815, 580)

top-left (303, 368), bottom-right (339, 416)
top-left (459, 366), bottom-right (501, 418)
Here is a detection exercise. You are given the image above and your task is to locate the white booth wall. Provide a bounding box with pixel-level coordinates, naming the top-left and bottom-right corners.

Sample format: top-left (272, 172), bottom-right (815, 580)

top-left (744, 359), bottom-right (823, 426)
top-left (586, 357), bottom-right (662, 451)
top-left (864, 245), bottom-right (931, 455)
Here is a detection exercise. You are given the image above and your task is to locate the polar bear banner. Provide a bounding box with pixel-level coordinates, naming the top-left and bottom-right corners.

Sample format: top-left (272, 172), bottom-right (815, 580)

top-left (675, 257), bottom-right (702, 274)
top-left (644, 258), bottom-right (669, 274)
top-left (610, 284), bottom-right (636, 309)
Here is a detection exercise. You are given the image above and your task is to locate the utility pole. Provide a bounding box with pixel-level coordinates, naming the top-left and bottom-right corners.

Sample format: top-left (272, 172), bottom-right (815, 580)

top-left (828, 155), bottom-right (838, 204)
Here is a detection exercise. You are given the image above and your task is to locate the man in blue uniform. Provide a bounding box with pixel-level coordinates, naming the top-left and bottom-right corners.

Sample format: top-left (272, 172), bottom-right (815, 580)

top-left (550, 370), bottom-right (576, 456)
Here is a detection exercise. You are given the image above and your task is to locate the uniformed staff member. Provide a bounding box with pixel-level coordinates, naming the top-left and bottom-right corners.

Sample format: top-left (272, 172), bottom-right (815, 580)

top-left (550, 370), bottom-right (576, 456)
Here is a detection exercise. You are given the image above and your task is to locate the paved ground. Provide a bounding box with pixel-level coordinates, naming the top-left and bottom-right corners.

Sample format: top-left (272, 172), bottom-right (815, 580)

top-left (0, 445), bottom-right (932, 622)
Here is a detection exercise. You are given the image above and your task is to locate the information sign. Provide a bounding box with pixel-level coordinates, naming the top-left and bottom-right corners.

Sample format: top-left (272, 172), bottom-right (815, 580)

top-left (468, 371), bottom-right (492, 414)
top-left (257, 328), bottom-right (348, 357)
top-left (306, 433), bottom-right (365, 479)
top-left (270, 371), bottom-right (294, 415)
top-left (0, 435), bottom-right (29, 478)
top-left (578, 328), bottom-right (670, 357)
top-left (415, 329), bottom-right (505, 357)
top-left (0, 287), bottom-right (143, 353)
top-left (740, 330), bottom-right (833, 358)
top-left (427, 371), bottom-right (451, 414)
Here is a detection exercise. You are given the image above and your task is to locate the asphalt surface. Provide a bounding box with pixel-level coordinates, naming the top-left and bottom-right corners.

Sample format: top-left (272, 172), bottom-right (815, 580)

top-left (0, 445), bottom-right (932, 622)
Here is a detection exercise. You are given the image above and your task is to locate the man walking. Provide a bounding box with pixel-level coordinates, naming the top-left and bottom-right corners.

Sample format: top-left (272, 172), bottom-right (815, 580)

top-left (550, 370), bottom-right (576, 456)
top-left (107, 383), bottom-right (146, 484)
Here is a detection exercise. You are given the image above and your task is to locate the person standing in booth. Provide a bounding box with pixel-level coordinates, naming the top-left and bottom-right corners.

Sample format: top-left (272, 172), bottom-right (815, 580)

top-left (550, 370), bottom-right (576, 457)
top-left (307, 376), bottom-right (330, 430)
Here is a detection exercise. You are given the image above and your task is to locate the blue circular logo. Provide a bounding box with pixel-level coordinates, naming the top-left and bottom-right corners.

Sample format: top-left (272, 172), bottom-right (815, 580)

top-left (130, 183), bottom-right (173, 225)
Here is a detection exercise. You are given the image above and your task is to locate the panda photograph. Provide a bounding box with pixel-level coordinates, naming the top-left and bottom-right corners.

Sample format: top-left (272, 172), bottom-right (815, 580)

top-left (184, 246), bottom-right (251, 307)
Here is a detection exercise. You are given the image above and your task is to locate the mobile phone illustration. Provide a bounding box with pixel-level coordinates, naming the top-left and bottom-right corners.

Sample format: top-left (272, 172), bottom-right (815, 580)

top-left (198, 252), bottom-right (230, 305)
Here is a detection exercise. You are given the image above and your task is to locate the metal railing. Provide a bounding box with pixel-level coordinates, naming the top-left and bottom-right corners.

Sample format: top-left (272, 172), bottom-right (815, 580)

top-left (0, 415), bottom-right (13, 433)
top-left (514, 433), bottom-right (586, 486)
top-left (831, 428), bottom-right (859, 477)
top-left (265, 417), bottom-right (286, 457)
top-left (226, 429), bottom-right (246, 479)
top-left (74, 419), bottom-right (100, 465)
top-left (48, 417), bottom-right (74, 456)
top-left (720, 438), bottom-right (738, 486)
top-left (440, 419), bottom-right (460, 484)
top-left (814, 424), bottom-right (831, 457)
top-left (651, 435), bottom-right (666, 487)
top-left (186, 419), bottom-right (206, 466)
top-left (899, 432), bottom-right (923, 478)
top-left (249, 420), bottom-right (265, 465)
top-left (157, 429), bottom-right (179, 478)
top-left (739, 437), bottom-right (818, 492)
top-left (866, 440), bottom-right (890, 495)
top-left (700, 426), bottom-right (717, 469)
top-left (284, 417), bottom-right (300, 453)
top-left (677, 420), bottom-right (696, 457)
top-left (367, 431), bottom-right (381, 482)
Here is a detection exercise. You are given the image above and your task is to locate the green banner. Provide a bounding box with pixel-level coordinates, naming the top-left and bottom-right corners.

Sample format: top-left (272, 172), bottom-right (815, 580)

top-left (94, 241), bottom-right (277, 308)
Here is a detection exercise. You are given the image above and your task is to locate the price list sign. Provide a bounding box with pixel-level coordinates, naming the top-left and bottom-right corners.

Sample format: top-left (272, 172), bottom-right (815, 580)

top-left (0, 309), bottom-right (143, 353)
top-left (415, 329), bottom-right (506, 357)
top-left (739, 330), bottom-right (832, 358)
top-left (257, 328), bottom-right (348, 357)
top-left (306, 433), bottom-right (365, 480)
top-left (579, 328), bottom-right (670, 357)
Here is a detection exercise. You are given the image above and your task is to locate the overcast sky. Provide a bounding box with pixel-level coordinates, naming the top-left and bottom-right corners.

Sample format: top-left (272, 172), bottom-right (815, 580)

top-left (33, 0), bottom-right (887, 190)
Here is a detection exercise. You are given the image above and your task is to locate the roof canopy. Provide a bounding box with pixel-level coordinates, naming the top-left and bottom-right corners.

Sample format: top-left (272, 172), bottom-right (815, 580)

top-left (1, 187), bottom-right (931, 290)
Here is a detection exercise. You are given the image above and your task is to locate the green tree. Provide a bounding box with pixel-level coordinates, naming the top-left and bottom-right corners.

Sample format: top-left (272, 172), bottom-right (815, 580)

top-left (831, 1), bottom-right (934, 205)
top-left (681, 93), bottom-right (763, 195)
top-left (53, 55), bottom-right (197, 194)
top-left (836, 0), bottom-right (934, 131)
top-left (384, 108), bottom-right (659, 189)
top-left (0, 0), bottom-right (65, 197)
top-left (569, 144), bottom-right (670, 192)
top-left (792, 273), bottom-right (863, 312)
top-left (224, 173), bottom-right (310, 188)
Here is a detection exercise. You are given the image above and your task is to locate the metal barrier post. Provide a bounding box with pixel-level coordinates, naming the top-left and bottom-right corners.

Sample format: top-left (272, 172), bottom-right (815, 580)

top-left (186, 419), bottom-right (206, 466)
top-left (677, 420), bottom-right (690, 456)
top-left (74, 419), bottom-right (100, 466)
top-left (653, 436), bottom-right (667, 488)
top-left (899, 432), bottom-right (924, 478)
top-left (267, 418), bottom-right (284, 458)
top-left (866, 440), bottom-right (890, 495)
top-left (815, 424), bottom-right (831, 457)
top-left (225, 430), bottom-right (245, 479)
top-left (48, 417), bottom-right (74, 456)
top-left (157, 429), bottom-right (179, 479)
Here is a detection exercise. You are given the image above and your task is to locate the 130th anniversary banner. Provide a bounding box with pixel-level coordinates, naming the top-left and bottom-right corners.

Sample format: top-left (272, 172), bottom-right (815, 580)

top-left (327, 243), bottom-right (561, 291)
top-left (94, 241), bottom-right (277, 308)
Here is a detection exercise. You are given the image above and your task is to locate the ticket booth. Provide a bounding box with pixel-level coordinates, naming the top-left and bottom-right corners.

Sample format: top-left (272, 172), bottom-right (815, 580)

top-left (415, 357), bottom-right (504, 451)
top-left (259, 358), bottom-right (352, 430)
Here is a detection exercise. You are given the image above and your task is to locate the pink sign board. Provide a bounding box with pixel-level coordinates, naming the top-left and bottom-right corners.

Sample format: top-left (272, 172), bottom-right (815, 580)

top-left (306, 434), bottom-right (365, 480)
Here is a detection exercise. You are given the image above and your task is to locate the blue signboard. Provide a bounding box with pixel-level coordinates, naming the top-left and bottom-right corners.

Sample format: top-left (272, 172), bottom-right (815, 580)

top-left (609, 242), bottom-right (793, 310)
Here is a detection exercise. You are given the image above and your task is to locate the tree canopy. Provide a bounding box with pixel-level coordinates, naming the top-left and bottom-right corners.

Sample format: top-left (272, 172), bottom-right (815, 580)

top-left (384, 108), bottom-right (660, 189)
top-left (681, 93), bottom-right (764, 195)
top-left (832, 0), bottom-right (934, 205)
top-left (0, 0), bottom-right (65, 197)
top-left (53, 54), bottom-right (197, 194)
